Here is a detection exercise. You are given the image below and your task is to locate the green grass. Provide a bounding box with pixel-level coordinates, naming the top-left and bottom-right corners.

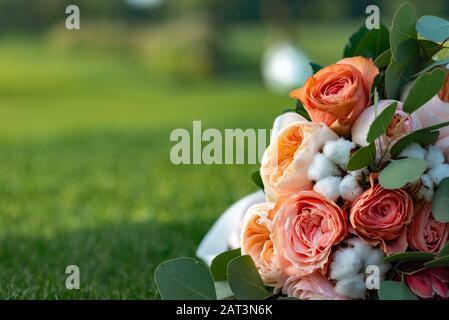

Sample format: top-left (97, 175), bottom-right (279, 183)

top-left (0, 24), bottom-right (347, 298)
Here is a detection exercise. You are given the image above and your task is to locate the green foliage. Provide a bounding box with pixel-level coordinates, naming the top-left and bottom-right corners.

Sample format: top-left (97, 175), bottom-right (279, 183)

top-left (379, 280), bottom-right (418, 300)
top-left (310, 62), bottom-right (323, 73)
top-left (211, 248), bottom-right (241, 281)
top-left (155, 258), bottom-right (217, 300)
top-left (403, 68), bottom-right (446, 113)
top-left (227, 255), bottom-right (269, 300)
top-left (384, 252), bottom-right (435, 263)
top-left (379, 158), bottom-right (427, 189)
top-left (423, 256), bottom-right (449, 268)
top-left (432, 178), bottom-right (449, 223)
top-left (367, 102), bottom-right (397, 143)
top-left (416, 16), bottom-right (449, 42)
top-left (439, 242), bottom-right (449, 257)
top-left (344, 24), bottom-right (390, 59)
top-left (347, 144), bottom-right (376, 171)
top-left (390, 131), bottom-right (440, 157)
top-left (251, 170), bottom-right (264, 191)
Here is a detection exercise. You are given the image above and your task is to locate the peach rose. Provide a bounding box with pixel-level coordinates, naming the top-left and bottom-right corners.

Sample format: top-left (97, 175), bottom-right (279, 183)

top-left (282, 272), bottom-right (346, 300)
top-left (240, 203), bottom-right (282, 286)
top-left (290, 56), bottom-right (379, 136)
top-left (350, 184), bottom-right (414, 255)
top-left (261, 121), bottom-right (338, 202)
top-left (407, 202), bottom-right (449, 253)
top-left (272, 191), bottom-right (347, 277)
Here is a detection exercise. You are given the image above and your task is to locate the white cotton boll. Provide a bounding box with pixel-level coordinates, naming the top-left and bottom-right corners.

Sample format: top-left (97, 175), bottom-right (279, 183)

top-left (416, 174), bottom-right (434, 201)
top-left (307, 153), bottom-right (341, 181)
top-left (398, 143), bottom-right (427, 160)
top-left (339, 175), bottom-right (364, 202)
top-left (349, 168), bottom-right (369, 178)
top-left (313, 176), bottom-right (342, 202)
top-left (330, 247), bottom-right (363, 281)
top-left (428, 164), bottom-right (449, 186)
top-left (425, 145), bottom-right (445, 170)
top-left (335, 274), bottom-right (366, 299)
top-left (363, 249), bottom-right (391, 277)
top-left (345, 237), bottom-right (374, 262)
top-left (322, 138), bottom-right (355, 169)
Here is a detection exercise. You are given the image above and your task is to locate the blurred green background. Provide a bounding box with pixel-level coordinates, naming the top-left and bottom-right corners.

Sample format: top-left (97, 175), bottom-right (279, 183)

top-left (0, 0), bottom-right (448, 299)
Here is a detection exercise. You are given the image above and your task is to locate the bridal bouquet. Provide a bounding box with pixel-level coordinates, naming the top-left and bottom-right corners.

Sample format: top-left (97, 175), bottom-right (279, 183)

top-left (155, 3), bottom-right (449, 300)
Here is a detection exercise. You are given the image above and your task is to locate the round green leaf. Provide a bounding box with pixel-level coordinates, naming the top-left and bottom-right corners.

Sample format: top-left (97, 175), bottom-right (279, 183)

top-left (384, 252), bottom-right (435, 263)
top-left (367, 102), bottom-right (398, 143)
top-left (227, 255), bottom-right (269, 300)
top-left (344, 25), bottom-right (369, 58)
top-left (375, 49), bottom-right (392, 69)
top-left (353, 25), bottom-right (390, 59)
top-left (379, 280), bottom-right (418, 300)
top-left (347, 144), bottom-right (376, 171)
top-left (413, 58), bottom-right (449, 77)
top-left (390, 2), bottom-right (418, 64)
top-left (379, 158), bottom-right (427, 190)
top-left (155, 257), bottom-right (217, 300)
top-left (210, 248), bottom-right (241, 281)
top-left (416, 15), bottom-right (449, 43)
top-left (390, 130), bottom-right (440, 157)
top-left (403, 68), bottom-right (446, 113)
top-left (424, 255), bottom-right (449, 268)
top-left (432, 178), bottom-right (449, 223)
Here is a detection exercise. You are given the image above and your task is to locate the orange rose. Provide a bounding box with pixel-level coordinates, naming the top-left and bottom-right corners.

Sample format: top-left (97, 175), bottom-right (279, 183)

top-left (350, 184), bottom-right (414, 255)
top-left (407, 202), bottom-right (449, 253)
top-left (290, 57), bottom-right (379, 136)
top-left (241, 203), bottom-right (282, 286)
top-left (272, 191), bottom-right (347, 277)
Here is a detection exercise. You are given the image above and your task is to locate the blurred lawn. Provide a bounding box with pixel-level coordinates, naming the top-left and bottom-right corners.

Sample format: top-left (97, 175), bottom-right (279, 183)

top-left (0, 23), bottom-right (350, 298)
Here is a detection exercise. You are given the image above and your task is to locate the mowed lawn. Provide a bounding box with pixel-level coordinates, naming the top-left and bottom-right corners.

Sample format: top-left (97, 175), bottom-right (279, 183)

top-left (0, 24), bottom-right (349, 298)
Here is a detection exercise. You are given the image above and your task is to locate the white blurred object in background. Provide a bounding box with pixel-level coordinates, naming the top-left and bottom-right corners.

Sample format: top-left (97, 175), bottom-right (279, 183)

top-left (261, 41), bottom-right (313, 93)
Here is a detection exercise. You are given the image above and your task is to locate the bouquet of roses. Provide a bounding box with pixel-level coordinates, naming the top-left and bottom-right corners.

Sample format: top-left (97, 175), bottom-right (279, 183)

top-left (155, 2), bottom-right (449, 300)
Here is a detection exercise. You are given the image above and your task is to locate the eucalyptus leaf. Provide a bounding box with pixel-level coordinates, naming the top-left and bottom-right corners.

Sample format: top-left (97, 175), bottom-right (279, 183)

top-left (227, 255), bottom-right (269, 300)
top-left (251, 170), bottom-right (264, 191)
top-left (439, 242), bottom-right (449, 257)
top-left (367, 102), bottom-right (397, 143)
top-left (413, 58), bottom-right (449, 77)
top-left (390, 130), bottom-right (440, 157)
top-left (432, 177), bottom-right (449, 223)
top-left (385, 58), bottom-right (415, 99)
top-left (419, 40), bottom-right (447, 59)
top-left (416, 15), bottom-right (449, 43)
top-left (155, 257), bottom-right (217, 300)
top-left (210, 248), bottom-right (241, 281)
top-left (424, 255), bottom-right (449, 268)
top-left (378, 280), bottom-right (418, 300)
top-left (375, 49), bottom-right (391, 69)
top-left (353, 24), bottom-right (390, 59)
top-left (389, 2), bottom-right (418, 64)
top-left (344, 25), bottom-right (369, 58)
top-left (384, 252), bottom-right (435, 263)
top-left (403, 68), bottom-right (446, 113)
top-left (310, 62), bottom-right (323, 74)
top-left (379, 158), bottom-right (427, 190)
top-left (347, 144), bottom-right (376, 171)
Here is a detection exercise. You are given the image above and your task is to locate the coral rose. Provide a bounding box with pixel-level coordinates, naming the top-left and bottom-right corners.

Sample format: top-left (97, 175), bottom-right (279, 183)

top-left (261, 121), bottom-right (338, 202)
top-left (290, 56), bottom-right (379, 136)
top-left (272, 191), bottom-right (347, 277)
top-left (240, 203), bottom-right (282, 286)
top-left (350, 184), bottom-right (414, 255)
top-left (407, 202), bottom-right (449, 253)
top-left (282, 272), bottom-right (346, 300)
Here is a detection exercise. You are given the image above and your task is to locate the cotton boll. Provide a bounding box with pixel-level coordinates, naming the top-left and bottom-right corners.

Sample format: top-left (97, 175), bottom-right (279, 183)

top-left (425, 145), bottom-right (445, 170)
top-left (416, 174), bottom-right (434, 201)
top-left (335, 274), bottom-right (366, 299)
top-left (323, 139), bottom-right (355, 169)
top-left (313, 176), bottom-right (342, 202)
top-left (339, 175), bottom-right (364, 202)
top-left (363, 249), bottom-right (391, 277)
top-left (428, 164), bottom-right (449, 185)
top-left (345, 237), bottom-right (374, 262)
top-left (349, 168), bottom-right (369, 178)
top-left (330, 248), bottom-right (363, 281)
top-left (307, 153), bottom-right (341, 181)
top-left (398, 143), bottom-right (427, 160)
